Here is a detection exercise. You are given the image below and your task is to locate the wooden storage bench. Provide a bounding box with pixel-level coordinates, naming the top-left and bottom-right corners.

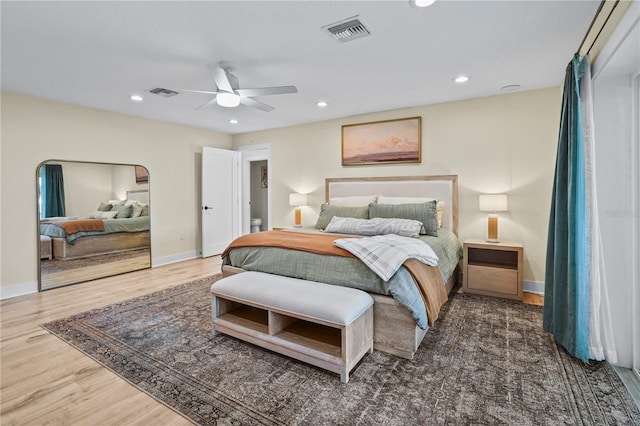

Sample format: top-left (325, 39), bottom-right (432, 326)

top-left (210, 271), bottom-right (374, 383)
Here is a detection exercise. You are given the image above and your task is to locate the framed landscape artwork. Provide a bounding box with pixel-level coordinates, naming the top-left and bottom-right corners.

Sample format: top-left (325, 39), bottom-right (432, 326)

top-left (135, 165), bottom-right (149, 183)
top-left (342, 116), bottom-right (421, 166)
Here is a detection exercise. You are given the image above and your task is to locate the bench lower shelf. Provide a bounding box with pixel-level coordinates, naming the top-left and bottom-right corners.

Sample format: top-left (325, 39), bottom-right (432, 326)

top-left (211, 297), bottom-right (373, 383)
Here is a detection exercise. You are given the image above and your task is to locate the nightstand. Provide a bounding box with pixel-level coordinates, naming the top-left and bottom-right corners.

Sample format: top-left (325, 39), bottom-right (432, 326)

top-left (463, 239), bottom-right (523, 301)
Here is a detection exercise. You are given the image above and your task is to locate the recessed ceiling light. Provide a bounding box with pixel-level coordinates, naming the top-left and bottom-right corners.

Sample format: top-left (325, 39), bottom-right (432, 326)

top-left (410, 0), bottom-right (436, 7)
top-left (129, 94), bottom-right (143, 102)
top-left (316, 101), bottom-right (328, 107)
top-left (453, 75), bottom-right (469, 84)
top-left (229, 119), bottom-right (238, 124)
top-left (501, 84), bottom-right (522, 92)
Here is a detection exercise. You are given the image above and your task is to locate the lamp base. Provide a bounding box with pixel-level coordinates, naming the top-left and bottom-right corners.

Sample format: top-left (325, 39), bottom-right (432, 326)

top-left (485, 238), bottom-right (501, 243)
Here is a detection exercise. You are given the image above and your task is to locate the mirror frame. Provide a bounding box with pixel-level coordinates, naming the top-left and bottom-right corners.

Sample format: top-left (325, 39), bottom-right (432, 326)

top-left (36, 159), bottom-right (151, 291)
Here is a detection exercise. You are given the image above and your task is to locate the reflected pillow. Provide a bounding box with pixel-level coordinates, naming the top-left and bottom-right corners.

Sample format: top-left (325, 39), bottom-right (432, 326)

top-left (369, 201), bottom-right (438, 236)
top-left (89, 211), bottom-right (118, 219)
top-left (111, 204), bottom-right (133, 219)
top-left (315, 204), bottom-right (369, 230)
top-left (138, 202), bottom-right (149, 216)
top-left (97, 202), bottom-right (113, 212)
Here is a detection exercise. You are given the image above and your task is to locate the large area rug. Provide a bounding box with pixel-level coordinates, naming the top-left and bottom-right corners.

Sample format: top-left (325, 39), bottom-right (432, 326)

top-left (42, 275), bottom-right (640, 425)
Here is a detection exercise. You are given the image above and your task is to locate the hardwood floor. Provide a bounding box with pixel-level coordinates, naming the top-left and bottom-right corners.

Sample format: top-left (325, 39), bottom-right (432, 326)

top-left (1, 256), bottom-right (222, 426)
top-left (1, 257), bottom-right (544, 425)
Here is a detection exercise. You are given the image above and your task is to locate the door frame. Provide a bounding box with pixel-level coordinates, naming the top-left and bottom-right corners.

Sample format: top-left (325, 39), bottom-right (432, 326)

top-left (235, 144), bottom-right (272, 235)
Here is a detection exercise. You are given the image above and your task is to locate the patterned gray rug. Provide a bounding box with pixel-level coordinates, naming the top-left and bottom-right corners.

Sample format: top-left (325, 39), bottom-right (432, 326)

top-left (42, 275), bottom-right (639, 425)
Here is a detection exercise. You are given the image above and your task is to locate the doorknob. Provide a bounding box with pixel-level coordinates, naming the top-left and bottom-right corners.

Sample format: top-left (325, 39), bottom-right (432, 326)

top-left (203, 205), bottom-right (212, 210)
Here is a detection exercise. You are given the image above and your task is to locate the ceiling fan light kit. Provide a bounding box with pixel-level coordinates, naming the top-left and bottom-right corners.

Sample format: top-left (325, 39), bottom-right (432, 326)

top-left (217, 92), bottom-right (241, 108)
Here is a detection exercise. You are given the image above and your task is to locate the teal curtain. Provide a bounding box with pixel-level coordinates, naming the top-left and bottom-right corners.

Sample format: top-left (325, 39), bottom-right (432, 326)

top-left (43, 164), bottom-right (66, 217)
top-left (543, 54), bottom-right (592, 361)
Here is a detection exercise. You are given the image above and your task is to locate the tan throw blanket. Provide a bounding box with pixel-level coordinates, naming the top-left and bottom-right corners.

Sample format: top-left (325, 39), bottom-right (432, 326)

top-left (52, 219), bottom-right (105, 236)
top-left (222, 230), bottom-right (448, 327)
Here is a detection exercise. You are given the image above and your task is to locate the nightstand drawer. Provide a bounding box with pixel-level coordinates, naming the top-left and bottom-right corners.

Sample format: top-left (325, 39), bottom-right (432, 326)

top-left (467, 264), bottom-right (518, 296)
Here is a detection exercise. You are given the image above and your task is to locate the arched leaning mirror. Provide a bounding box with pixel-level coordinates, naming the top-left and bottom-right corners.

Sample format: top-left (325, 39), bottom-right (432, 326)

top-left (37, 160), bottom-right (151, 290)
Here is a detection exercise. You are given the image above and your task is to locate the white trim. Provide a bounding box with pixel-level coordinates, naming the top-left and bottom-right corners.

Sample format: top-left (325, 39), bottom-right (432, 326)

top-left (523, 280), bottom-right (545, 295)
top-left (151, 251), bottom-right (199, 267)
top-left (0, 281), bottom-right (38, 300)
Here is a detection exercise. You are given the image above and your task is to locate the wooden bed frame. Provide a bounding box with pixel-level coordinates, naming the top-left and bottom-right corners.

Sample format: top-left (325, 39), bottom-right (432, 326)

top-left (47, 189), bottom-right (151, 260)
top-left (51, 231), bottom-right (150, 260)
top-left (223, 175), bottom-right (460, 359)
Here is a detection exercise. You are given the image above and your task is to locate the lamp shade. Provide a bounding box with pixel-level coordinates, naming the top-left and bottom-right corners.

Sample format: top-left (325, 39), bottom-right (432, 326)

top-left (479, 194), bottom-right (508, 212)
top-left (289, 193), bottom-right (308, 207)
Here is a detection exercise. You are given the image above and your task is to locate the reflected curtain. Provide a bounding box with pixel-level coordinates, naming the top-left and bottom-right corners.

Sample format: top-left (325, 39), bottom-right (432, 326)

top-left (543, 54), bottom-right (594, 361)
top-left (43, 164), bottom-right (66, 217)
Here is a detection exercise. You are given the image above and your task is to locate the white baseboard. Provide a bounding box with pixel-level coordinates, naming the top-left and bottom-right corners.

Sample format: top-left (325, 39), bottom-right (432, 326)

top-left (0, 280), bottom-right (38, 300)
top-left (523, 280), bottom-right (545, 295)
top-left (152, 251), bottom-right (199, 267)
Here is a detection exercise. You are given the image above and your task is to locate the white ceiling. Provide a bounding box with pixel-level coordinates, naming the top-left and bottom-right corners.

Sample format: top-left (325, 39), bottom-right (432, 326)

top-left (1, 1), bottom-right (600, 135)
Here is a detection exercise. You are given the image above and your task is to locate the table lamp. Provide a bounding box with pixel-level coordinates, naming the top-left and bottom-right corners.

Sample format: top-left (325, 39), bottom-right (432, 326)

top-left (479, 194), bottom-right (508, 243)
top-left (289, 193), bottom-right (308, 227)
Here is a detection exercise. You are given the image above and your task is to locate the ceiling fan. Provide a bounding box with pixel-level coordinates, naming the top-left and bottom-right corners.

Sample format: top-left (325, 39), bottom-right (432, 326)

top-left (182, 62), bottom-right (297, 112)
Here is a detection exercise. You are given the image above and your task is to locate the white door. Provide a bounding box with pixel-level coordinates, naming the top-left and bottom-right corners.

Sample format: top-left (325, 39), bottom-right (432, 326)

top-left (201, 147), bottom-right (240, 257)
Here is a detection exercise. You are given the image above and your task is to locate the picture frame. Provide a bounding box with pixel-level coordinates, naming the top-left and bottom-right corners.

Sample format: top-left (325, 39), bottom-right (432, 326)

top-left (341, 116), bottom-right (421, 166)
top-left (135, 165), bottom-right (149, 183)
top-left (260, 165), bottom-right (268, 188)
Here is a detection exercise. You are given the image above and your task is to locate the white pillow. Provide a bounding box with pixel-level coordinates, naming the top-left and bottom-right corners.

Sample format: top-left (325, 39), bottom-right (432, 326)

top-left (325, 216), bottom-right (422, 237)
top-left (130, 202), bottom-right (144, 218)
top-left (109, 199), bottom-right (126, 206)
top-left (89, 211), bottom-right (118, 219)
top-left (329, 195), bottom-right (378, 207)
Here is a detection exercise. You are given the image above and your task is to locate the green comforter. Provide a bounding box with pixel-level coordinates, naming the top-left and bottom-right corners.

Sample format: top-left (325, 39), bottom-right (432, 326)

top-left (224, 228), bottom-right (462, 329)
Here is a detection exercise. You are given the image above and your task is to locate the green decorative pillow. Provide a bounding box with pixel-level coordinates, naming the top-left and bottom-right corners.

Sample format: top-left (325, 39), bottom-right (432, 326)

top-left (369, 201), bottom-right (438, 236)
top-left (97, 202), bottom-right (113, 212)
top-left (111, 204), bottom-right (133, 219)
top-left (315, 204), bottom-right (369, 230)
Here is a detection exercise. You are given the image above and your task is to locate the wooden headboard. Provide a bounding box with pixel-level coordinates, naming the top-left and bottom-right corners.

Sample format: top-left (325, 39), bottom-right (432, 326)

top-left (325, 175), bottom-right (458, 235)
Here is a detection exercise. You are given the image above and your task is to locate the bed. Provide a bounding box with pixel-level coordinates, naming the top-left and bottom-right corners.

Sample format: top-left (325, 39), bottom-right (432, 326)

top-left (221, 175), bottom-right (462, 359)
top-left (39, 190), bottom-right (150, 260)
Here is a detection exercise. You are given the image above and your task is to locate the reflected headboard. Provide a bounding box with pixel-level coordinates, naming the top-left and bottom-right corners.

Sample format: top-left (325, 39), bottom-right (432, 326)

top-left (325, 175), bottom-right (458, 235)
top-left (126, 190), bottom-right (149, 204)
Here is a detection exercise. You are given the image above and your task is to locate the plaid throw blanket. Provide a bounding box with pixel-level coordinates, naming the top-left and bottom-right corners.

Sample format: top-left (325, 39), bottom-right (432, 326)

top-left (334, 234), bottom-right (439, 281)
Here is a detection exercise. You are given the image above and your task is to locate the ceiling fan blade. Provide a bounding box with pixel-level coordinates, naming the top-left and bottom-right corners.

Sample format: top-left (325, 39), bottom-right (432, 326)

top-left (240, 97), bottom-right (274, 112)
top-left (236, 86), bottom-right (298, 97)
top-left (181, 89), bottom-right (219, 95)
top-left (213, 67), bottom-right (234, 93)
top-left (195, 96), bottom-right (218, 110)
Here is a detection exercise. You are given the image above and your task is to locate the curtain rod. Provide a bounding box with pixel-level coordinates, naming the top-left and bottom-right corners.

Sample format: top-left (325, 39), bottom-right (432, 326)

top-left (578, 0), bottom-right (631, 60)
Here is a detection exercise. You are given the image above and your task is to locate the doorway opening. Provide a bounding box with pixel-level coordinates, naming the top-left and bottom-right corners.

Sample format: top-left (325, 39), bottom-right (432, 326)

top-left (237, 144), bottom-right (271, 235)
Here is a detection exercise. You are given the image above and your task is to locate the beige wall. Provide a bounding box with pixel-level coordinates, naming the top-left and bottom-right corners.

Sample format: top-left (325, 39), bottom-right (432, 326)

top-left (232, 87), bottom-right (562, 284)
top-left (0, 91), bottom-right (232, 296)
top-left (1, 87), bottom-right (560, 295)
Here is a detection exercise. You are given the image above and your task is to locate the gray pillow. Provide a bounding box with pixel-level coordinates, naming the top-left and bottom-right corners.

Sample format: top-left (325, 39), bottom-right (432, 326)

top-left (111, 204), bottom-right (133, 219)
top-left (97, 202), bottom-right (113, 212)
top-left (315, 204), bottom-right (369, 230)
top-left (369, 201), bottom-right (438, 236)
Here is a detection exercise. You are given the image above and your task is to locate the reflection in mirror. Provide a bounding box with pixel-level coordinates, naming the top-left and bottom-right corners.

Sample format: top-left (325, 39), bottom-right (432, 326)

top-left (37, 160), bottom-right (151, 290)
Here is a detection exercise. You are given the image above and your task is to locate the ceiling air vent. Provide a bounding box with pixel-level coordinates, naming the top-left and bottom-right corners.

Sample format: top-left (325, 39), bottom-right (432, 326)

top-left (148, 87), bottom-right (178, 97)
top-left (324, 16), bottom-right (371, 43)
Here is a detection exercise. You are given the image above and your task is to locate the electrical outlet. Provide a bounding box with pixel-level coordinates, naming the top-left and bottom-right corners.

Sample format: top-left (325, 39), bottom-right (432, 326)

top-left (179, 232), bottom-right (184, 240)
